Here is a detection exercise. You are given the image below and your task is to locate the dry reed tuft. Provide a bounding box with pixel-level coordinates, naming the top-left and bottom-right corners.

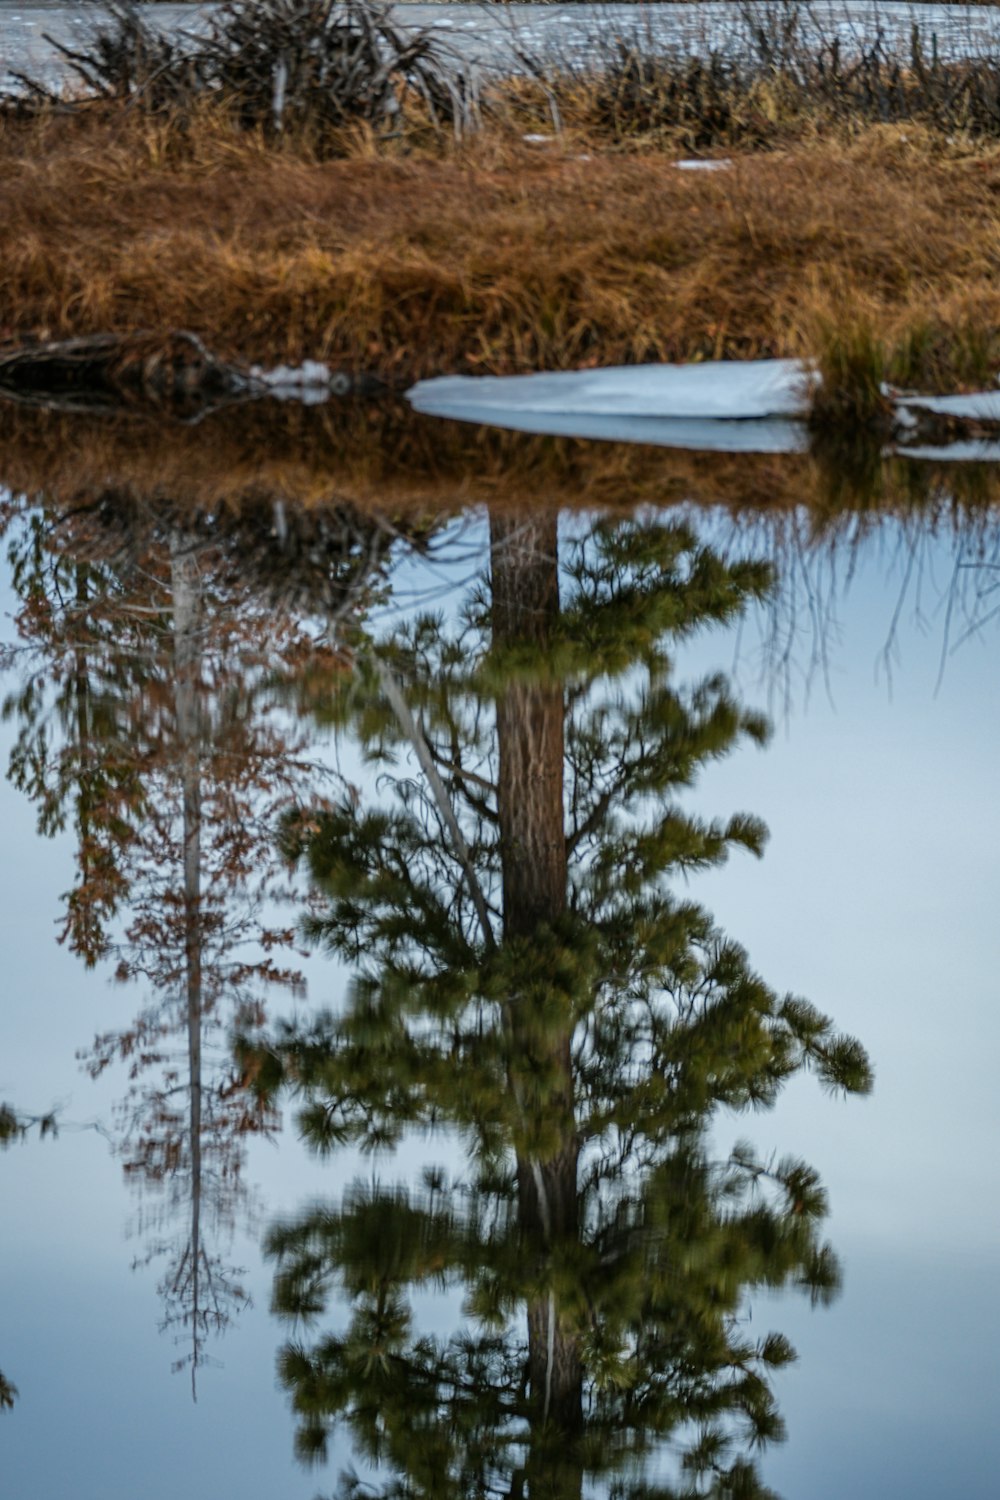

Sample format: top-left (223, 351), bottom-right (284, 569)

top-left (509, 5), bottom-right (1000, 152)
top-left (12, 0), bottom-right (479, 146)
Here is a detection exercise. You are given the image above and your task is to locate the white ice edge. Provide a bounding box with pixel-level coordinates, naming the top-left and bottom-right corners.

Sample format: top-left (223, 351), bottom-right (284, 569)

top-left (250, 359), bottom-right (332, 390)
top-left (407, 404), bottom-right (808, 453)
top-left (896, 389), bottom-right (1000, 421)
top-left (408, 360), bottom-right (817, 422)
top-left (897, 441), bottom-right (1000, 462)
top-left (248, 359), bottom-right (352, 404)
top-left (241, 357), bottom-right (1000, 461)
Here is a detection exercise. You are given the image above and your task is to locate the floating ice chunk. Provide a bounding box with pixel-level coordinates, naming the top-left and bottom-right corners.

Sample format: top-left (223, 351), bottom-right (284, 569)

top-left (896, 389), bottom-right (1000, 422)
top-left (896, 440), bottom-right (1000, 463)
top-left (408, 407), bottom-right (806, 453)
top-left (249, 360), bottom-right (343, 404)
top-left (674, 158), bottom-right (733, 171)
top-left (253, 359), bottom-right (331, 389)
top-left (408, 359), bottom-right (816, 423)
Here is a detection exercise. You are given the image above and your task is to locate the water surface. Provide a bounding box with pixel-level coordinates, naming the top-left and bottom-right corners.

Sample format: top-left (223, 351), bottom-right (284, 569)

top-left (1, 402), bottom-right (998, 1498)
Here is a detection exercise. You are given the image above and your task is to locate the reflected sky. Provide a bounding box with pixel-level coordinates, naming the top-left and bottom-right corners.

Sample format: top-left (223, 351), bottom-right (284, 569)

top-left (2, 477), bottom-right (998, 1500)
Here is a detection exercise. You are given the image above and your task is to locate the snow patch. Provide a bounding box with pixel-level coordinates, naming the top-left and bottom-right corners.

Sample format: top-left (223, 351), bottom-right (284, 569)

top-left (407, 359), bottom-right (1000, 458)
top-left (896, 389), bottom-right (1000, 422)
top-left (408, 359), bottom-right (816, 425)
top-left (248, 360), bottom-right (349, 404)
top-left (407, 360), bottom-right (816, 452)
top-left (674, 158), bottom-right (733, 171)
top-left (417, 407), bottom-right (806, 453)
top-left (897, 440), bottom-right (1000, 463)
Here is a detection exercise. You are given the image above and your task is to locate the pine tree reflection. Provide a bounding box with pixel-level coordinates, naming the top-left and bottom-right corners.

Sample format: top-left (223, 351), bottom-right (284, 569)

top-left (247, 511), bottom-right (872, 1497)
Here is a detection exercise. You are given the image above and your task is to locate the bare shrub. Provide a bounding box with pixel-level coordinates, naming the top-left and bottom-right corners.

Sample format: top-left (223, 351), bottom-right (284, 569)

top-left (512, 4), bottom-right (1000, 150)
top-left (14, 5), bottom-right (200, 112)
top-left (14, 0), bottom-right (479, 146)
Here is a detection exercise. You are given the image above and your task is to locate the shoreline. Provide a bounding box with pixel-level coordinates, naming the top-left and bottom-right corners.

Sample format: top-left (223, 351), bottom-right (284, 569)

top-left (5, 389), bottom-right (1000, 518)
top-left (3, 5), bottom-right (1000, 434)
top-left (2, 113), bottom-right (999, 401)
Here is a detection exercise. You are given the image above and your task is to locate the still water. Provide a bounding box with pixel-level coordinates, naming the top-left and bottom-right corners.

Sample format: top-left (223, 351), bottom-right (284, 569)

top-left (1, 399), bottom-right (998, 1498)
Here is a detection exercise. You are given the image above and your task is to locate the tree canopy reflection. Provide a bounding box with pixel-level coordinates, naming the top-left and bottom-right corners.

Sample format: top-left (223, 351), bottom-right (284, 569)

top-left (248, 511), bottom-right (873, 1498)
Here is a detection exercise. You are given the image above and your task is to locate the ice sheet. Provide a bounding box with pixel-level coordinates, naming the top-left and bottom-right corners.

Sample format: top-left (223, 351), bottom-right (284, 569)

top-left (408, 359), bottom-right (817, 422)
top-left (896, 389), bottom-right (1000, 422)
top-left (407, 403), bottom-right (808, 452)
top-left (896, 440), bottom-right (1000, 463)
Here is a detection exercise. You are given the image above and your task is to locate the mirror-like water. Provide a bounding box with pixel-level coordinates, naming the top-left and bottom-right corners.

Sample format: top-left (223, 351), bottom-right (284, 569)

top-left (2, 403), bottom-right (998, 1499)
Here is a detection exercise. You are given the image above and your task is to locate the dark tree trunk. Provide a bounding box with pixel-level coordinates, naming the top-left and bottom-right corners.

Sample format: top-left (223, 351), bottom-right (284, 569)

top-left (492, 512), bottom-right (566, 938)
top-left (490, 510), bottom-right (583, 1474)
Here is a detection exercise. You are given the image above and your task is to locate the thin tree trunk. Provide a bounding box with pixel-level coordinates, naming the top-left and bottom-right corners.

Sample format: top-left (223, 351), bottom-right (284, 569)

top-left (376, 659), bottom-right (495, 951)
top-left (72, 564), bottom-right (96, 869)
top-left (172, 534), bottom-right (204, 1401)
top-left (490, 511), bottom-right (583, 1462)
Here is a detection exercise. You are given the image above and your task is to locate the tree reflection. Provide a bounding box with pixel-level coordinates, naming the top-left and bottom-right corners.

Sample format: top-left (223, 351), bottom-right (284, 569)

top-left (247, 511), bottom-right (872, 1497)
top-left (1, 493), bottom-right (418, 1392)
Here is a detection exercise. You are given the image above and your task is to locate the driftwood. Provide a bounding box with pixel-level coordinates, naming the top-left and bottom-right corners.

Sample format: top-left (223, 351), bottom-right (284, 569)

top-left (893, 404), bottom-right (1000, 448)
top-left (0, 332), bottom-right (251, 412)
top-left (0, 331), bottom-right (382, 417)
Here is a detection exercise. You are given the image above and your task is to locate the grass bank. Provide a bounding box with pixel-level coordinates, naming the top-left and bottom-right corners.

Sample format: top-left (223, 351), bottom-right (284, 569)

top-left (3, 112), bottom-right (1000, 395)
top-left (3, 2), bottom-right (1000, 411)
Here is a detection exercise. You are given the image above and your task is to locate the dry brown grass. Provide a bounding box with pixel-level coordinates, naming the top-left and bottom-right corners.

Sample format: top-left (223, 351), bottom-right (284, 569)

top-left (2, 109), bottom-right (1000, 391)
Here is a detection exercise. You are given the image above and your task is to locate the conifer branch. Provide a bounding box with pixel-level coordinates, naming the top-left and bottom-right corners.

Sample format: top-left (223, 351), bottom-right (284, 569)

top-left (375, 658), bottom-right (496, 953)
